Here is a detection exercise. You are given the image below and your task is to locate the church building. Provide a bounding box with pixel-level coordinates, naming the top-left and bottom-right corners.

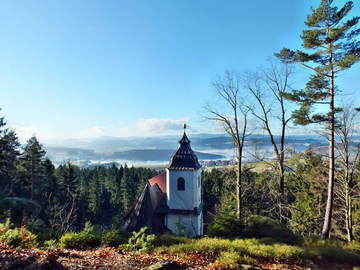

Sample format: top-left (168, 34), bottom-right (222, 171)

top-left (123, 131), bottom-right (203, 236)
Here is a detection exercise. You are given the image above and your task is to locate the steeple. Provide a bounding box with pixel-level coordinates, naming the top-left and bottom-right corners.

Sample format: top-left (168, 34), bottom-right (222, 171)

top-left (167, 128), bottom-right (201, 170)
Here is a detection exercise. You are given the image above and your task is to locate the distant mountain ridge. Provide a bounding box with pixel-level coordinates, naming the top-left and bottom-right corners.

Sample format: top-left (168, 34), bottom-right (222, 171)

top-left (43, 133), bottom-right (334, 166)
top-left (44, 147), bottom-right (224, 165)
top-left (44, 133), bottom-right (327, 152)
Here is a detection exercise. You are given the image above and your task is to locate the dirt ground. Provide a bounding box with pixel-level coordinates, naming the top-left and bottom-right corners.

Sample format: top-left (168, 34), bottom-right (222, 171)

top-left (0, 245), bottom-right (356, 270)
top-left (0, 246), bottom-right (213, 270)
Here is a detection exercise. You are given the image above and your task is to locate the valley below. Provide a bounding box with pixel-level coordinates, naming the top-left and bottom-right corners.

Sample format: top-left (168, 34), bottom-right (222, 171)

top-left (43, 133), bottom-right (331, 168)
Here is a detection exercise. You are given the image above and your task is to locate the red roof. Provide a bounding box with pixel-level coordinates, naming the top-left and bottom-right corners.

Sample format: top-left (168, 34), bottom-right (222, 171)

top-left (148, 171), bottom-right (166, 193)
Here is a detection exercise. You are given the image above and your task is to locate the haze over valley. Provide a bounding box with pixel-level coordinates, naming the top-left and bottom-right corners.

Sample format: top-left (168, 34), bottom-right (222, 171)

top-left (43, 133), bottom-right (330, 167)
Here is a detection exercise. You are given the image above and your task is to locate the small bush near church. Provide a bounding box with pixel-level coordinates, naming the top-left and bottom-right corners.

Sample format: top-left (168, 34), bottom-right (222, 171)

top-left (207, 213), bottom-right (243, 238)
top-left (60, 222), bottom-right (101, 248)
top-left (153, 233), bottom-right (191, 247)
top-left (119, 227), bottom-right (156, 251)
top-left (102, 227), bottom-right (128, 247)
top-left (244, 215), bottom-right (300, 244)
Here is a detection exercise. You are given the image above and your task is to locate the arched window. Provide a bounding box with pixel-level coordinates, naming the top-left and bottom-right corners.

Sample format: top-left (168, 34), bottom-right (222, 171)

top-left (177, 177), bottom-right (185, 191)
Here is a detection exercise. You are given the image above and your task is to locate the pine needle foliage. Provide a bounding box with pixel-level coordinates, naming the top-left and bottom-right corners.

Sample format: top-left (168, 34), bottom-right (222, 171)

top-left (276, 0), bottom-right (359, 124)
top-left (276, 0), bottom-right (360, 240)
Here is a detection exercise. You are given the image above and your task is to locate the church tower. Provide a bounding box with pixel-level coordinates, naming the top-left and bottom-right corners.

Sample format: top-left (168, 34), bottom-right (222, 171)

top-left (165, 130), bottom-right (203, 236)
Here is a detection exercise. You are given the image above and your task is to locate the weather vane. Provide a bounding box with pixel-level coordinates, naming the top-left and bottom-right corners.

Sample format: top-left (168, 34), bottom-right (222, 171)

top-left (183, 123), bottom-right (187, 131)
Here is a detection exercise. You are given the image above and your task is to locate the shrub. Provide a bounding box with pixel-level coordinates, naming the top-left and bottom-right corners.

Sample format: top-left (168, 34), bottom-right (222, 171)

top-left (207, 213), bottom-right (243, 238)
top-left (304, 241), bottom-right (360, 265)
top-left (155, 236), bottom-right (360, 266)
top-left (0, 219), bottom-right (38, 248)
top-left (214, 251), bottom-right (258, 269)
top-left (244, 215), bottom-right (300, 244)
top-left (345, 241), bottom-right (360, 254)
top-left (153, 233), bottom-right (191, 247)
top-left (60, 222), bottom-right (101, 248)
top-left (232, 238), bottom-right (304, 260)
top-left (120, 227), bottom-right (156, 251)
top-left (102, 227), bottom-right (128, 246)
top-left (60, 232), bottom-right (81, 248)
top-left (214, 251), bottom-right (241, 269)
top-left (163, 237), bottom-right (232, 255)
top-left (161, 237), bottom-right (304, 262)
top-left (43, 239), bottom-right (60, 250)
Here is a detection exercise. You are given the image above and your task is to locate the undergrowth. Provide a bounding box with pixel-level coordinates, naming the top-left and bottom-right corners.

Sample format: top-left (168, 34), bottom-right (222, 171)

top-left (0, 218), bottom-right (38, 248)
top-left (155, 236), bottom-right (360, 267)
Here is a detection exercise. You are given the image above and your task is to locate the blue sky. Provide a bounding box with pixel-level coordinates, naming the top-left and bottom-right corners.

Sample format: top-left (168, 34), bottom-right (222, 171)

top-left (0, 0), bottom-right (359, 142)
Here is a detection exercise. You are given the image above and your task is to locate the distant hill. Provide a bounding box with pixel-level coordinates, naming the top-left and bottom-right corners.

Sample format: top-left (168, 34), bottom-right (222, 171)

top-left (44, 133), bottom-right (327, 152)
top-left (45, 146), bottom-right (224, 166)
top-left (111, 149), bottom-right (224, 161)
top-left (43, 133), bottom-right (335, 166)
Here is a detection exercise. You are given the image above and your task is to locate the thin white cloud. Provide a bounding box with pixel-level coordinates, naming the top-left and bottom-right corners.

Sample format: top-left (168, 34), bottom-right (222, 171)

top-left (87, 126), bottom-right (107, 136)
top-left (137, 117), bottom-right (190, 134)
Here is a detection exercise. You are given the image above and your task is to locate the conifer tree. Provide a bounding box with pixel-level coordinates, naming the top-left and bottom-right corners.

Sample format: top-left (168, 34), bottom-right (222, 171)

top-left (88, 173), bottom-right (103, 220)
top-left (0, 111), bottom-right (20, 195)
top-left (276, 0), bottom-right (360, 239)
top-left (20, 136), bottom-right (46, 200)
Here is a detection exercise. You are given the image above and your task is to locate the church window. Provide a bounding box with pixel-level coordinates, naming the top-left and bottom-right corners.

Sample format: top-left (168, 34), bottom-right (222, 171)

top-left (177, 177), bottom-right (185, 190)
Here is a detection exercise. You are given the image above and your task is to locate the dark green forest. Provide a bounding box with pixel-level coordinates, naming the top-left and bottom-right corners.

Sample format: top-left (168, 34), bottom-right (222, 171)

top-left (0, 117), bottom-right (158, 240)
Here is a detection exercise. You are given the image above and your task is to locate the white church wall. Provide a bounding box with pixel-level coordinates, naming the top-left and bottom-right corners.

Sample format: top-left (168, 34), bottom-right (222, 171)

top-left (195, 169), bottom-right (202, 206)
top-left (166, 213), bottom-right (202, 237)
top-left (166, 168), bottom-right (201, 210)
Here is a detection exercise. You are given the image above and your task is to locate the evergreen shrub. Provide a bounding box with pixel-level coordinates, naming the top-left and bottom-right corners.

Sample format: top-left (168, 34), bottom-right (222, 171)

top-left (207, 213), bottom-right (243, 238)
top-left (345, 241), bottom-right (360, 254)
top-left (43, 239), bottom-right (60, 249)
top-left (163, 237), bottom-right (232, 255)
top-left (119, 227), bottom-right (156, 251)
top-left (244, 215), bottom-right (300, 244)
top-left (214, 251), bottom-right (258, 269)
top-left (102, 227), bottom-right (128, 246)
top-left (60, 222), bottom-right (101, 248)
top-left (213, 251), bottom-right (241, 269)
top-left (160, 237), bottom-right (303, 260)
top-left (0, 219), bottom-right (38, 248)
top-left (304, 240), bottom-right (360, 265)
top-left (153, 233), bottom-right (191, 247)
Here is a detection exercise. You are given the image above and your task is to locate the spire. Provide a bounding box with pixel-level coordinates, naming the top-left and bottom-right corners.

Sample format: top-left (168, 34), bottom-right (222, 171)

top-left (168, 128), bottom-right (201, 170)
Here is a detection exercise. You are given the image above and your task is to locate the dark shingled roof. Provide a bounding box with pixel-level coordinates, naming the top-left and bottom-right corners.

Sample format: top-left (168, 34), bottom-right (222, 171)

top-left (167, 132), bottom-right (201, 170)
top-left (123, 182), bottom-right (167, 234)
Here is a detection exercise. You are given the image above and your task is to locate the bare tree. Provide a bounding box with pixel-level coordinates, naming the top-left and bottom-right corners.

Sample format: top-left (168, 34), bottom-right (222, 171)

top-left (334, 106), bottom-right (360, 242)
top-left (244, 59), bottom-right (293, 221)
top-left (205, 71), bottom-right (250, 221)
top-left (47, 193), bottom-right (77, 238)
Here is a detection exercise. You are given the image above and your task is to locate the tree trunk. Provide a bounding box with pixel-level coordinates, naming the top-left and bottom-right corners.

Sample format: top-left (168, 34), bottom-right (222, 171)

top-left (321, 71), bottom-right (335, 240)
top-left (280, 105), bottom-right (286, 195)
top-left (278, 100), bottom-right (286, 223)
top-left (236, 151), bottom-right (242, 221)
top-left (345, 185), bottom-right (353, 242)
top-left (279, 163), bottom-right (285, 222)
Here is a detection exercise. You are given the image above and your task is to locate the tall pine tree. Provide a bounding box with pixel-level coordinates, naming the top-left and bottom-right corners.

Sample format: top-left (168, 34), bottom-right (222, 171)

top-left (19, 136), bottom-right (46, 200)
top-left (276, 0), bottom-right (360, 239)
top-left (0, 110), bottom-right (20, 195)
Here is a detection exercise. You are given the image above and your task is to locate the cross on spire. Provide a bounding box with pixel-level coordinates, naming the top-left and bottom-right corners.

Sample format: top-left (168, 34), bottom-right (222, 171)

top-left (183, 123), bottom-right (187, 131)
